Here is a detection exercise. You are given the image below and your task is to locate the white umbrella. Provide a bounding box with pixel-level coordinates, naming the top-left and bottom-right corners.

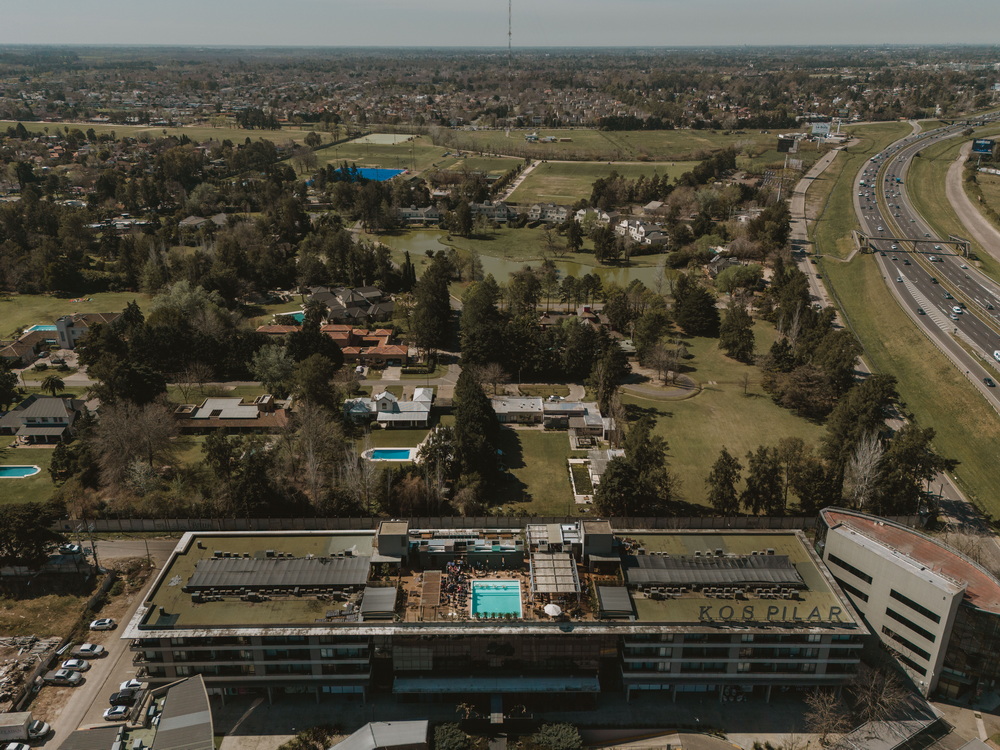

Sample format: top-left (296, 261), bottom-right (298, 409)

top-left (544, 603), bottom-right (562, 617)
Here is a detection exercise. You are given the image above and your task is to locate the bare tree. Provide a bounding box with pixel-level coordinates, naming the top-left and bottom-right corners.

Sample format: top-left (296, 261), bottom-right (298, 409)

top-left (176, 362), bottom-right (213, 403)
top-left (295, 402), bottom-right (344, 504)
top-left (472, 362), bottom-right (510, 395)
top-left (843, 431), bottom-right (884, 510)
top-left (92, 402), bottom-right (178, 490)
top-left (849, 664), bottom-right (911, 724)
top-left (804, 689), bottom-right (852, 745)
top-left (340, 436), bottom-right (380, 514)
top-left (647, 343), bottom-right (673, 384)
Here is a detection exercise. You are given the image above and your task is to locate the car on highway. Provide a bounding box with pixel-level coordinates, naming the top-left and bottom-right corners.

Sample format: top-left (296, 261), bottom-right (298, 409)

top-left (27, 721), bottom-right (50, 740)
top-left (985, 377), bottom-right (997, 388)
top-left (896, 276), bottom-right (903, 283)
top-left (952, 307), bottom-right (963, 314)
top-left (930, 277), bottom-right (938, 284)
top-left (928, 256), bottom-right (940, 262)
top-left (879, 251), bottom-right (886, 256)
top-left (934, 245), bottom-right (942, 250)
top-left (103, 706), bottom-right (130, 722)
top-left (877, 226), bottom-right (884, 231)
top-left (944, 293), bottom-right (954, 299)
top-left (891, 256), bottom-right (898, 261)
top-left (950, 314), bottom-right (960, 321)
top-left (89, 618), bottom-right (116, 631)
top-left (903, 259), bottom-right (911, 265)
top-left (916, 308), bottom-right (926, 315)
top-left (71, 643), bottom-right (106, 658)
top-left (61, 659), bottom-right (90, 672)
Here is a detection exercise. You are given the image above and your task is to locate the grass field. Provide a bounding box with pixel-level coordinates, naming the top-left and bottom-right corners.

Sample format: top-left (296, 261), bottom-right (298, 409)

top-left (624, 325), bottom-right (826, 509)
top-left (810, 122), bottom-right (913, 259)
top-left (435, 155), bottom-right (523, 176)
top-left (507, 161), bottom-right (696, 205)
top-left (975, 171), bottom-right (1000, 218)
top-left (821, 254), bottom-right (1000, 517)
top-left (0, 589), bottom-right (93, 637)
top-left (0, 291), bottom-right (151, 340)
top-left (317, 135), bottom-right (448, 174)
top-left (494, 430), bottom-right (582, 516)
top-left (0, 120), bottom-right (324, 147)
top-left (444, 128), bottom-right (816, 163)
top-left (0, 446), bottom-right (56, 505)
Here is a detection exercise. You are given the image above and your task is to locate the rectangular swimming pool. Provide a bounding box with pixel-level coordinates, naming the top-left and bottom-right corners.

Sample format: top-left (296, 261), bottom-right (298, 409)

top-left (471, 580), bottom-right (522, 618)
top-left (367, 448), bottom-right (415, 461)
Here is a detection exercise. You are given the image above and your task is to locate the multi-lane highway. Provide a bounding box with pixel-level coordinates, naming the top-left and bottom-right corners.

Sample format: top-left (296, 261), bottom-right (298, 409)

top-left (854, 116), bottom-right (1000, 403)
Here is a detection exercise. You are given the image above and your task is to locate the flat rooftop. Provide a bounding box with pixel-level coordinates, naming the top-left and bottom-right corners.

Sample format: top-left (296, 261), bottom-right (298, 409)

top-left (823, 509), bottom-right (1000, 614)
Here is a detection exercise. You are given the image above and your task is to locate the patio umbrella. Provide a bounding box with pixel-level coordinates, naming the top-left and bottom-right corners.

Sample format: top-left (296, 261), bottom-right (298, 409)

top-left (544, 603), bottom-right (562, 617)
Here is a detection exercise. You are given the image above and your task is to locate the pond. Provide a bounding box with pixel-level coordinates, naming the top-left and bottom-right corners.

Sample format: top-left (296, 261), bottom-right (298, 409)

top-left (375, 230), bottom-right (670, 286)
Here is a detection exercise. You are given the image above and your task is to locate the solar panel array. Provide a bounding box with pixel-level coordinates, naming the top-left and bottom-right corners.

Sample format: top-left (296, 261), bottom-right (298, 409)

top-left (623, 554), bottom-right (805, 588)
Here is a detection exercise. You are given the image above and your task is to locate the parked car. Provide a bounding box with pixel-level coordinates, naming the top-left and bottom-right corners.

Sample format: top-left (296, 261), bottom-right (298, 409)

top-left (109, 689), bottom-right (137, 706)
top-left (58, 543), bottom-right (82, 555)
top-left (119, 679), bottom-right (143, 692)
top-left (5, 742), bottom-right (31, 750)
top-left (103, 706), bottom-right (129, 722)
top-left (71, 643), bottom-right (106, 658)
top-left (27, 721), bottom-right (50, 740)
top-left (42, 669), bottom-right (82, 686)
top-left (61, 659), bottom-right (90, 672)
top-left (89, 619), bottom-right (116, 631)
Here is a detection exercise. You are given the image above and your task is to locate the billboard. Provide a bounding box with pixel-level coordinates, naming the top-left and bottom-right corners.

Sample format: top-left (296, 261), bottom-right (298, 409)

top-left (777, 137), bottom-right (796, 153)
top-left (811, 122), bottom-right (832, 137)
top-left (972, 139), bottom-right (995, 155)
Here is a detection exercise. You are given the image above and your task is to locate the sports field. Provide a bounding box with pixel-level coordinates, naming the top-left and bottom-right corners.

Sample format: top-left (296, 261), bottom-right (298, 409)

top-left (316, 135), bottom-right (449, 174)
top-left (507, 161), bottom-right (697, 205)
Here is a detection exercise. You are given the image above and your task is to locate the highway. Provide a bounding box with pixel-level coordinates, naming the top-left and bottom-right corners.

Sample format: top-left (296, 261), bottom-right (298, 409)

top-left (853, 115), bottom-right (1000, 406)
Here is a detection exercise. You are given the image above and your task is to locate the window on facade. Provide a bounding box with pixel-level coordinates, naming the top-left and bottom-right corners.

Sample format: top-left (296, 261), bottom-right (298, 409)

top-left (889, 590), bottom-right (942, 624)
top-left (881, 626), bottom-right (931, 661)
top-left (885, 608), bottom-right (936, 642)
top-left (176, 666), bottom-right (192, 676)
top-left (833, 576), bottom-right (870, 603)
top-left (827, 554), bottom-right (873, 584)
top-left (807, 634), bottom-right (822, 643)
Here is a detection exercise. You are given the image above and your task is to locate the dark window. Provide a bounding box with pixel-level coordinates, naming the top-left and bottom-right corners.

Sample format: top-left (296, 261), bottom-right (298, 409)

top-left (891, 650), bottom-right (928, 676)
top-left (833, 576), bottom-right (870, 603)
top-left (881, 626), bottom-right (931, 661)
top-left (827, 554), bottom-right (873, 584)
top-left (885, 608), bottom-right (936, 642)
top-left (889, 589), bottom-right (941, 623)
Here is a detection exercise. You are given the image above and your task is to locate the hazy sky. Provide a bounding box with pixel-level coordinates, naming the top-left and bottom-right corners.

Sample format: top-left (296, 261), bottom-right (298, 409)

top-left (3, 0), bottom-right (1000, 47)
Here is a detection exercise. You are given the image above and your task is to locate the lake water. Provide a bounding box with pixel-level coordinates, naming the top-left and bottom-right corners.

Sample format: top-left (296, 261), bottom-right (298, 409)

top-left (376, 230), bottom-right (669, 287)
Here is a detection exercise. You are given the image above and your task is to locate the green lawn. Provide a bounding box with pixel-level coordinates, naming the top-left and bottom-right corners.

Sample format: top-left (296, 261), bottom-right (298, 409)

top-left (0, 446), bottom-right (56, 505)
top-left (518, 384), bottom-right (570, 398)
top-left (624, 326), bottom-right (826, 509)
top-left (435, 155), bottom-right (523, 175)
top-left (0, 120), bottom-right (324, 147)
top-left (0, 292), bottom-right (151, 339)
top-left (507, 161), bottom-right (696, 205)
top-left (974, 170), bottom-right (1000, 221)
top-left (399, 364), bottom-right (448, 380)
top-left (317, 135), bottom-right (447, 174)
top-left (821, 252), bottom-right (1000, 517)
top-left (443, 128), bottom-right (817, 162)
top-left (494, 430), bottom-right (579, 516)
top-left (173, 435), bottom-right (208, 469)
top-left (20, 366), bottom-right (78, 381)
top-left (810, 122), bottom-right (913, 259)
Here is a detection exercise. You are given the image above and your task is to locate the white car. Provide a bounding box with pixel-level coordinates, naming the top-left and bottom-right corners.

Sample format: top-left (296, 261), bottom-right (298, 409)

top-left (72, 643), bottom-right (106, 658)
top-left (5, 743), bottom-right (30, 750)
top-left (120, 679), bottom-right (144, 691)
top-left (952, 306), bottom-right (963, 314)
top-left (896, 276), bottom-right (903, 283)
top-left (61, 659), bottom-right (90, 672)
top-left (89, 618), bottom-right (116, 631)
top-left (58, 543), bottom-right (82, 555)
top-left (103, 706), bottom-right (130, 722)
top-left (27, 721), bottom-right (50, 740)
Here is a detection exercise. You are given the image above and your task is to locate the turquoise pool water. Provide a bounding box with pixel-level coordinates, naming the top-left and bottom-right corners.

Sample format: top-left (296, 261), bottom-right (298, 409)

top-left (276, 311), bottom-right (305, 323)
top-left (369, 448), bottom-right (414, 461)
top-left (471, 580), bottom-right (522, 618)
top-left (0, 465), bottom-right (41, 478)
top-left (25, 324), bottom-right (57, 333)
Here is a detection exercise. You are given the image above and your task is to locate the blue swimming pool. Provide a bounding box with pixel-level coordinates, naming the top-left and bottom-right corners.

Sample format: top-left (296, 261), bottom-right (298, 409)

top-left (471, 580), bottom-right (522, 618)
top-left (25, 324), bottom-right (57, 333)
top-left (336, 167), bottom-right (405, 182)
top-left (276, 311), bottom-right (305, 323)
top-left (0, 465), bottom-right (41, 478)
top-left (368, 448), bottom-right (415, 461)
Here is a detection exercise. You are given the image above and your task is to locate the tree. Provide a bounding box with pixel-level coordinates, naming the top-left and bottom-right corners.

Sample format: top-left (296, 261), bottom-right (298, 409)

top-left (91, 402), bottom-right (177, 490)
top-left (633, 308), bottom-right (671, 364)
top-left (411, 253), bottom-right (452, 355)
top-left (741, 445), bottom-right (784, 515)
top-left (848, 664), bottom-right (910, 723)
top-left (39, 374), bottom-right (65, 397)
top-left (251, 345), bottom-right (296, 398)
top-left (875, 424), bottom-right (956, 515)
top-left (804, 688), bottom-right (852, 745)
top-left (565, 219), bottom-right (583, 253)
top-left (0, 362), bottom-right (20, 411)
top-left (673, 278), bottom-right (720, 337)
top-left (589, 343), bottom-right (630, 414)
top-left (719, 301), bottom-right (755, 363)
top-left (843, 432), bottom-right (884, 511)
top-left (294, 354), bottom-right (340, 411)
top-left (0, 503), bottom-right (64, 570)
top-left (294, 401), bottom-right (344, 504)
top-left (453, 368), bottom-right (500, 478)
top-left (706, 447), bottom-right (742, 515)
top-left (529, 724), bottom-right (583, 750)
top-left (452, 200), bottom-right (474, 237)
top-left (473, 362), bottom-right (510, 396)
top-left (460, 276), bottom-right (503, 367)
top-left (434, 724), bottom-right (472, 750)
top-left (822, 374), bottom-right (898, 468)
top-left (595, 417), bottom-right (676, 515)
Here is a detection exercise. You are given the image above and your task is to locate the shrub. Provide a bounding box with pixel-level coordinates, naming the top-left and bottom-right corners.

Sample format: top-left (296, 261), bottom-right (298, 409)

top-left (528, 724), bottom-right (583, 750)
top-left (434, 724), bottom-right (472, 750)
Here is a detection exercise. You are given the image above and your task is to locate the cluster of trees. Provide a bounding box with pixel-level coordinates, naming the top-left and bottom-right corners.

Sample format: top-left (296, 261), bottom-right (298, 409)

top-left (594, 418), bottom-right (677, 516)
top-left (706, 374), bottom-right (953, 516)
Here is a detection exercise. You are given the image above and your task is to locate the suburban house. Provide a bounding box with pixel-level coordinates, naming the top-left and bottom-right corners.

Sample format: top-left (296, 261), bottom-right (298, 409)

top-left (470, 201), bottom-right (518, 222)
top-left (615, 218), bottom-right (669, 247)
top-left (397, 205), bottom-right (443, 225)
top-left (344, 388), bottom-right (433, 428)
top-left (322, 326), bottom-right (409, 367)
top-left (538, 305), bottom-right (609, 331)
top-left (0, 330), bottom-right (53, 367)
top-left (707, 254), bottom-right (742, 278)
top-left (491, 397), bottom-right (544, 424)
top-left (575, 208), bottom-right (619, 225)
top-left (307, 286), bottom-right (395, 324)
top-left (0, 395), bottom-right (87, 444)
top-left (54, 312), bottom-right (121, 350)
top-left (588, 448), bottom-right (626, 487)
top-left (491, 397), bottom-right (615, 439)
top-left (173, 395), bottom-right (289, 434)
top-left (527, 203), bottom-right (571, 224)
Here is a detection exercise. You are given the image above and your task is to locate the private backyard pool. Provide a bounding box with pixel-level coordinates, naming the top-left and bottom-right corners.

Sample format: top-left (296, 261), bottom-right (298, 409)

top-left (0, 465), bottom-right (42, 478)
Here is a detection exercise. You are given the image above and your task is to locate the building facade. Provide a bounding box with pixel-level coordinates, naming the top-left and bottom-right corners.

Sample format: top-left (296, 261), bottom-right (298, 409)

top-left (123, 523), bottom-right (867, 707)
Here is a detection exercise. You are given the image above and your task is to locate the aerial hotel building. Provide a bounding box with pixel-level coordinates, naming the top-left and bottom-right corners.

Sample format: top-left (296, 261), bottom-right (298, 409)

top-left (124, 521), bottom-right (867, 706)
